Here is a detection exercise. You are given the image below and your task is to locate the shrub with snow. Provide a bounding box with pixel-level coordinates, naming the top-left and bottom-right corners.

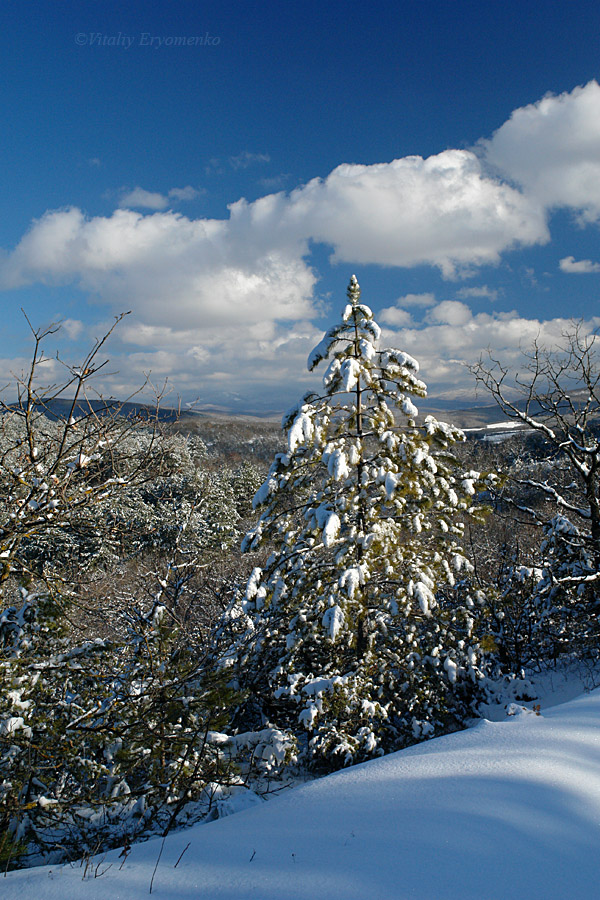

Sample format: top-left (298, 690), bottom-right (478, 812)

top-left (0, 586), bottom-right (244, 869)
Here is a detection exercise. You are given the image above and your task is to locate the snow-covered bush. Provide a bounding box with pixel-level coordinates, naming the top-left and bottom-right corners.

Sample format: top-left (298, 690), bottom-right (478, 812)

top-left (226, 276), bottom-right (488, 768)
top-left (0, 319), bottom-right (262, 868)
top-left (0, 589), bottom-right (238, 868)
top-left (532, 514), bottom-right (600, 660)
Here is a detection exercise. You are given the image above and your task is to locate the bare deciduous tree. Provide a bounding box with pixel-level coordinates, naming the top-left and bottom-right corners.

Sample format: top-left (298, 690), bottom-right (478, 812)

top-left (0, 313), bottom-right (166, 600)
top-left (471, 325), bottom-right (600, 555)
top-left (471, 325), bottom-right (600, 660)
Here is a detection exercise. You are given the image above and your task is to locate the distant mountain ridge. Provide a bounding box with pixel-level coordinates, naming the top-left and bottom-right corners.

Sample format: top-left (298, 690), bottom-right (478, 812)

top-left (2, 397), bottom-right (190, 423)
top-left (6, 391), bottom-right (598, 431)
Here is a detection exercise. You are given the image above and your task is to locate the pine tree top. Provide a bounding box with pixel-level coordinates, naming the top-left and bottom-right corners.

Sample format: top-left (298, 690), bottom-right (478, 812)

top-left (347, 274), bottom-right (360, 305)
top-left (307, 277), bottom-right (381, 373)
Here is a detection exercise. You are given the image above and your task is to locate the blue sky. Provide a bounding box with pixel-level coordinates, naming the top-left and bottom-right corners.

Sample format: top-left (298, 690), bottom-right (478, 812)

top-left (1, 1), bottom-right (599, 413)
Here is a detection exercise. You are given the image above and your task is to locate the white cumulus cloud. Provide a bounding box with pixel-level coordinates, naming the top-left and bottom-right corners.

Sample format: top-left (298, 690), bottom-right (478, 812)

top-left (167, 185), bottom-right (201, 202)
top-left (380, 293), bottom-right (437, 327)
top-left (379, 307), bottom-right (413, 327)
top-left (426, 300), bottom-right (472, 327)
top-left (283, 150), bottom-right (548, 277)
top-left (119, 187), bottom-right (169, 210)
top-left (484, 80), bottom-right (600, 223)
top-left (0, 206), bottom-right (317, 330)
top-left (559, 256), bottom-right (600, 274)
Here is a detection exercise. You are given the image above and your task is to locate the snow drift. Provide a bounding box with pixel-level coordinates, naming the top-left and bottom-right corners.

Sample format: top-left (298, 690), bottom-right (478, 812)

top-left (3, 686), bottom-right (600, 899)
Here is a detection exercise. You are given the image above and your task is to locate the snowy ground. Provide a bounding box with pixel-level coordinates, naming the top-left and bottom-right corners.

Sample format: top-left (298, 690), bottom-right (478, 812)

top-left (4, 676), bottom-right (600, 899)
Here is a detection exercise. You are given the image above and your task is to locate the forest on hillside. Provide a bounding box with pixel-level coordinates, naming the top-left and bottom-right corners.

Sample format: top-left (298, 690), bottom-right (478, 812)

top-left (2, 282), bottom-right (600, 870)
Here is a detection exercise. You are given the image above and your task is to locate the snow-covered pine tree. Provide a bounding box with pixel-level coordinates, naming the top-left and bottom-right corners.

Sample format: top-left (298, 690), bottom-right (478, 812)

top-left (233, 276), bottom-right (485, 769)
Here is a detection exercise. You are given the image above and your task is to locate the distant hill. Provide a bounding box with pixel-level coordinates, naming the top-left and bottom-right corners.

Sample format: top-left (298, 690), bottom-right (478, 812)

top-left (1, 395), bottom-right (518, 430)
top-left (2, 397), bottom-right (192, 424)
top-left (417, 401), bottom-right (511, 429)
top-left (7, 392), bottom-right (598, 438)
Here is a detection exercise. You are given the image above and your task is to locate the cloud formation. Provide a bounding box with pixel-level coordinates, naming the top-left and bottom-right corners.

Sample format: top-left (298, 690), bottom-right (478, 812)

top-left (0, 206), bottom-right (317, 332)
top-left (229, 151), bottom-right (271, 170)
top-left (484, 80), bottom-right (600, 223)
top-left (1, 82), bottom-right (600, 406)
top-left (559, 256), bottom-right (600, 274)
top-left (284, 151), bottom-right (548, 276)
top-left (118, 185), bottom-right (201, 210)
top-left (381, 303), bottom-right (600, 402)
top-left (119, 187), bottom-right (169, 210)
top-left (379, 293), bottom-right (437, 327)
top-left (5, 82), bottom-right (600, 307)
top-left (456, 285), bottom-right (498, 301)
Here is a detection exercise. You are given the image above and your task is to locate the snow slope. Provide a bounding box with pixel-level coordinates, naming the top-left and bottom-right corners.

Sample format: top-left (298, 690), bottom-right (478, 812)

top-left (4, 689), bottom-right (600, 900)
